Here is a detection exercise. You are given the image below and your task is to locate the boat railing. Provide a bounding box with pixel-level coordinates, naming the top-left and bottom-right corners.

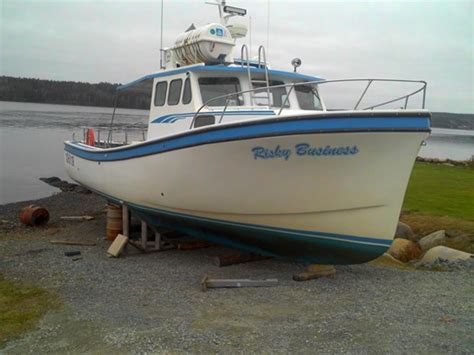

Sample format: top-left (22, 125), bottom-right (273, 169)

top-left (74, 127), bottom-right (146, 147)
top-left (189, 78), bottom-right (427, 129)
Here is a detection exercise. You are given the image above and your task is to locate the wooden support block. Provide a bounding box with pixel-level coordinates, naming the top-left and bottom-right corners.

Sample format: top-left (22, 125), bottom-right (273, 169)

top-left (60, 215), bottom-right (94, 221)
top-left (293, 265), bottom-right (336, 281)
top-left (154, 230), bottom-right (162, 250)
top-left (50, 240), bottom-right (96, 246)
top-left (141, 220), bottom-right (147, 249)
top-left (214, 252), bottom-right (271, 267)
top-left (178, 240), bottom-right (216, 251)
top-left (122, 204), bottom-right (129, 237)
top-left (107, 234), bottom-right (129, 257)
top-left (201, 276), bottom-right (278, 291)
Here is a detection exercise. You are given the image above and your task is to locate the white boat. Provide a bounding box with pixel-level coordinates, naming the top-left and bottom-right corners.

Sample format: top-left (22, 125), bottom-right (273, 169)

top-left (64, 1), bottom-right (431, 264)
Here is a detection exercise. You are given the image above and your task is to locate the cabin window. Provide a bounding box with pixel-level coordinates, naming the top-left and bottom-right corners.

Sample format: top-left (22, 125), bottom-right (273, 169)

top-left (182, 78), bottom-right (192, 104)
top-left (295, 84), bottom-right (323, 110)
top-left (252, 80), bottom-right (290, 108)
top-left (168, 79), bottom-right (182, 105)
top-left (154, 81), bottom-right (167, 106)
top-left (194, 115), bottom-right (215, 128)
top-left (198, 77), bottom-right (243, 106)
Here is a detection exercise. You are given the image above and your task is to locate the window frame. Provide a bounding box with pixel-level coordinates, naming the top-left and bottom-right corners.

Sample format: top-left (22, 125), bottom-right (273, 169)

top-left (154, 81), bottom-right (168, 107)
top-left (198, 77), bottom-right (243, 107)
top-left (295, 83), bottom-right (323, 111)
top-left (167, 79), bottom-right (183, 106)
top-left (182, 78), bottom-right (192, 105)
top-left (252, 79), bottom-right (290, 108)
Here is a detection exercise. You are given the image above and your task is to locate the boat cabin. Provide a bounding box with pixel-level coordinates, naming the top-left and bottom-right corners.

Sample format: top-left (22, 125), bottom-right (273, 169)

top-left (118, 62), bottom-right (325, 140)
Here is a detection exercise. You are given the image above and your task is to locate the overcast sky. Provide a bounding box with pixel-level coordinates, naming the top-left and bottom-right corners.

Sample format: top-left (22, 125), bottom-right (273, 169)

top-left (1, 0), bottom-right (473, 113)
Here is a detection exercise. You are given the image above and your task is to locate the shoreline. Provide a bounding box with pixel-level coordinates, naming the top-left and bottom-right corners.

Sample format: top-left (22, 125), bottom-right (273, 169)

top-left (415, 156), bottom-right (473, 167)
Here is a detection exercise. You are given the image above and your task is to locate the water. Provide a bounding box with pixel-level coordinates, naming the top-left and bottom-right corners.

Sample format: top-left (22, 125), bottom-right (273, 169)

top-left (0, 101), bottom-right (472, 204)
top-left (0, 101), bottom-right (147, 204)
top-left (419, 128), bottom-right (474, 161)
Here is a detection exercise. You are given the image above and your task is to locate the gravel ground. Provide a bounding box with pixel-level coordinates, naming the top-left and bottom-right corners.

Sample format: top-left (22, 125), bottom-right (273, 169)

top-left (1, 192), bottom-right (473, 354)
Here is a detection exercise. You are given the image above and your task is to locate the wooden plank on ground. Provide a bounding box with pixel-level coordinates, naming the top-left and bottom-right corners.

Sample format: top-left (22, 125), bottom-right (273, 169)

top-left (127, 239), bottom-right (146, 252)
top-left (107, 234), bottom-right (129, 257)
top-left (60, 216), bottom-right (95, 221)
top-left (201, 276), bottom-right (278, 291)
top-left (214, 251), bottom-right (271, 267)
top-left (50, 240), bottom-right (97, 246)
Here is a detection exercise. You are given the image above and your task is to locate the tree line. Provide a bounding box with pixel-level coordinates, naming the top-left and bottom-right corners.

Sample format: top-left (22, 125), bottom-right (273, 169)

top-left (0, 76), bottom-right (472, 129)
top-left (0, 76), bottom-right (150, 109)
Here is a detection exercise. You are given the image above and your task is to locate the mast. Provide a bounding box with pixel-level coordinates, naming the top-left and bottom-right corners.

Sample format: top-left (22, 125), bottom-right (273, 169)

top-left (159, 0), bottom-right (165, 69)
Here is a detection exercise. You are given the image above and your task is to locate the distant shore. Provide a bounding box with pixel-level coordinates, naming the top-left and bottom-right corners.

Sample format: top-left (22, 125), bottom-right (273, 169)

top-left (1, 75), bottom-right (473, 129)
top-left (416, 156), bottom-right (473, 167)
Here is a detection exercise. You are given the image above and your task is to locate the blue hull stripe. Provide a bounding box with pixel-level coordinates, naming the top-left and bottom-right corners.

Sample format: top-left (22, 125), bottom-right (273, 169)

top-left (65, 115), bottom-right (430, 162)
top-left (152, 110), bottom-right (275, 124)
top-left (137, 204), bottom-right (393, 248)
top-left (80, 183), bottom-right (393, 248)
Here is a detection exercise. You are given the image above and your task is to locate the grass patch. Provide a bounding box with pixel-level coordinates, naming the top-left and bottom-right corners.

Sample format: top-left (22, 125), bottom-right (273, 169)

top-left (400, 213), bottom-right (474, 238)
top-left (403, 162), bottom-right (474, 221)
top-left (0, 274), bottom-right (58, 347)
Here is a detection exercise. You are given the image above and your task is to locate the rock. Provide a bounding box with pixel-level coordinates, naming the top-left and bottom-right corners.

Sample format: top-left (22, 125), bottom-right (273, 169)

top-left (388, 238), bottom-right (422, 262)
top-left (39, 176), bottom-right (62, 184)
top-left (72, 185), bottom-right (91, 194)
top-left (39, 177), bottom-right (91, 194)
top-left (444, 229), bottom-right (472, 253)
top-left (395, 221), bottom-right (415, 241)
top-left (419, 246), bottom-right (473, 264)
top-left (419, 230), bottom-right (446, 252)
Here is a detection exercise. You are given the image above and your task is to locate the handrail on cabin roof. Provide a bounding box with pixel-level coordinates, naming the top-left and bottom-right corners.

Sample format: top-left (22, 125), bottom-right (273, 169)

top-left (116, 64), bottom-right (324, 92)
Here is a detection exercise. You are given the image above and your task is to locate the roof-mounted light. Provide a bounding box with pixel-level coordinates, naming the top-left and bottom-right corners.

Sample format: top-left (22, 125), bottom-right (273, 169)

top-left (223, 5), bottom-right (247, 16)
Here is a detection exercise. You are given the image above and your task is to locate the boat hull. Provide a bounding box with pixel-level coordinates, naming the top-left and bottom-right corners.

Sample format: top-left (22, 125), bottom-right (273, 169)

top-left (65, 112), bottom-right (430, 264)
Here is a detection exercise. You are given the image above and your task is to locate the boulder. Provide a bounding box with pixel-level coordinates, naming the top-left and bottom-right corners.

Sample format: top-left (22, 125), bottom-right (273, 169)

top-left (444, 229), bottom-right (472, 253)
top-left (388, 238), bottom-right (422, 262)
top-left (39, 177), bottom-right (91, 194)
top-left (395, 221), bottom-right (416, 241)
top-left (419, 246), bottom-right (473, 264)
top-left (419, 230), bottom-right (446, 252)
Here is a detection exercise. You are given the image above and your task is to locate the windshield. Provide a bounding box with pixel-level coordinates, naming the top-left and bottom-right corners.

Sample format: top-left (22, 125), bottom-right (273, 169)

top-left (198, 77), bottom-right (243, 106)
top-left (295, 83), bottom-right (323, 110)
top-left (252, 80), bottom-right (289, 108)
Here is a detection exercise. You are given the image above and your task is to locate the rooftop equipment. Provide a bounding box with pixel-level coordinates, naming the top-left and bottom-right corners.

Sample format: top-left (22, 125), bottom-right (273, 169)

top-left (172, 23), bottom-right (236, 66)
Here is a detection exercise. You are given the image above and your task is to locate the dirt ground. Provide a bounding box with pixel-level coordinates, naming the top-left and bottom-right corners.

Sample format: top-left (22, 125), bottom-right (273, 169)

top-left (1, 192), bottom-right (473, 353)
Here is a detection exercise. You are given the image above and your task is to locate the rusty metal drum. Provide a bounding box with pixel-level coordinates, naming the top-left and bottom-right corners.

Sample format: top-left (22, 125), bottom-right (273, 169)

top-left (19, 205), bottom-right (50, 226)
top-left (106, 203), bottom-right (122, 241)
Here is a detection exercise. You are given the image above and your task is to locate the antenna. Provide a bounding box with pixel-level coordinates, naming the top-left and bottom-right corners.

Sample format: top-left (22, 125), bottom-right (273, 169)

top-left (266, 0), bottom-right (270, 58)
top-left (159, 0), bottom-right (164, 69)
top-left (206, 0), bottom-right (246, 25)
